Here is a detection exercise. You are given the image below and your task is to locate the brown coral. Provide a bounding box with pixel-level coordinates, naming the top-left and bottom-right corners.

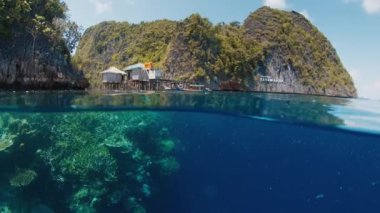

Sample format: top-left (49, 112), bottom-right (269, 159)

top-left (9, 169), bottom-right (38, 187)
top-left (0, 135), bottom-right (15, 152)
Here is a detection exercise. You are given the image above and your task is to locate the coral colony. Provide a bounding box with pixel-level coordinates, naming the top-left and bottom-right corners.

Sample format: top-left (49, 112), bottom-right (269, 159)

top-left (0, 112), bottom-right (179, 212)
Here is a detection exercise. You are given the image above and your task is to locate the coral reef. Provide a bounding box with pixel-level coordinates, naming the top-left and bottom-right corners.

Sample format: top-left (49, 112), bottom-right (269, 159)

top-left (9, 169), bottom-right (38, 187)
top-left (158, 139), bottom-right (176, 154)
top-left (0, 135), bottom-right (14, 152)
top-left (157, 157), bottom-right (180, 176)
top-left (0, 111), bottom-right (179, 212)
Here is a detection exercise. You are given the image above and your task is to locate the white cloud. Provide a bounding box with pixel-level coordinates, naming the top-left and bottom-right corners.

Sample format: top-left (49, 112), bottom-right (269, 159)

top-left (348, 68), bottom-right (380, 100)
top-left (263, 0), bottom-right (287, 9)
top-left (344, 0), bottom-right (380, 14)
top-left (362, 0), bottom-right (380, 14)
top-left (89, 0), bottom-right (112, 14)
top-left (361, 81), bottom-right (380, 100)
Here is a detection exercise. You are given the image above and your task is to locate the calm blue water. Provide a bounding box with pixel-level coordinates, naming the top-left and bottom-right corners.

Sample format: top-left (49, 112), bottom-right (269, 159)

top-left (0, 91), bottom-right (379, 213)
top-left (161, 112), bottom-right (380, 213)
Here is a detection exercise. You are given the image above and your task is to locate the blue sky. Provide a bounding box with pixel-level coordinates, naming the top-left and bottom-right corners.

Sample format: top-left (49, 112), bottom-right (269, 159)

top-left (65, 0), bottom-right (380, 100)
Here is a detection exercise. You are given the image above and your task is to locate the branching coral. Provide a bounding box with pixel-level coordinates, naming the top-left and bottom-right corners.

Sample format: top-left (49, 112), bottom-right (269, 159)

top-left (1, 111), bottom-right (179, 212)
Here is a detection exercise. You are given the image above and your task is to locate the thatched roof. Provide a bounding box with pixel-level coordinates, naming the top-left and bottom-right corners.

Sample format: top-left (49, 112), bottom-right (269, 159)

top-left (100, 67), bottom-right (126, 75)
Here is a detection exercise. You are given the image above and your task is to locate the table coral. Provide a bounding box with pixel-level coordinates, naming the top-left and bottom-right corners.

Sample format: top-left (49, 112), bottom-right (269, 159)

top-left (9, 169), bottom-right (38, 187)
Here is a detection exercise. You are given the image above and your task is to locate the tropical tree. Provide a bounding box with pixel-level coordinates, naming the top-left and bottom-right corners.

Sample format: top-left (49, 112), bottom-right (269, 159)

top-left (53, 18), bottom-right (83, 53)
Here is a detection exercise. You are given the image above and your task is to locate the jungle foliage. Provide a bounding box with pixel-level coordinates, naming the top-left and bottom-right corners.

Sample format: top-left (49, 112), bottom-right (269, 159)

top-left (244, 7), bottom-right (355, 93)
top-left (0, 0), bottom-right (81, 55)
top-left (74, 6), bottom-right (356, 96)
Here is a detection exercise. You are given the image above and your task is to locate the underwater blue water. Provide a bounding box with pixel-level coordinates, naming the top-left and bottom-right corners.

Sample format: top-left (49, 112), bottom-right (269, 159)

top-left (158, 112), bottom-right (380, 213)
top-left (0, 91), bottom-right (379, 213)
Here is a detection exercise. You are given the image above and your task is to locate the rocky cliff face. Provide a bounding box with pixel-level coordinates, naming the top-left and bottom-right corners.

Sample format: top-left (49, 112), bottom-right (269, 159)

top-left (75, 7), bottom-right (357, 97)
top-left (0, 32), bottom-right (88, 90)
top-left (0, 0), bottom-right (88, 90)
top-left (243, 7), bottom-right (356, 97)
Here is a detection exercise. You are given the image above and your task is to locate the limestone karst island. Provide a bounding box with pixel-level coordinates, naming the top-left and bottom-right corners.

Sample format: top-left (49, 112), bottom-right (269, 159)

top-left (0, 1), bottom-right (356, 97)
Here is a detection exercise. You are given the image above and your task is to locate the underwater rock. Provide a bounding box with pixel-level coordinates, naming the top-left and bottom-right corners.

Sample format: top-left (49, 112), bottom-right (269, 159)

top-left (9, 169), bottom-right (38, 187)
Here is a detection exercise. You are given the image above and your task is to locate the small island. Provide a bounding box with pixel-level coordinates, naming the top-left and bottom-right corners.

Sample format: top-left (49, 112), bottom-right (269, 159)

top-left (74, 6), bottom-right (357, 97)
top-left (1, 2), bottom-right (356, 97)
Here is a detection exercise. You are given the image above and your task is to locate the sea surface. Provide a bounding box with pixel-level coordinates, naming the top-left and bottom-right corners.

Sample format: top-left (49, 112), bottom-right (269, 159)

top-left (0, 91), bottom-right (379, 213)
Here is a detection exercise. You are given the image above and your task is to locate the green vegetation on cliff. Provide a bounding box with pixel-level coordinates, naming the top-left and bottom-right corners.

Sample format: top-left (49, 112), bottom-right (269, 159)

top-left (74, 6), bottom-right (357, 97)
top-left (74, 20), bottom-right (176, 88)
top-left (0, 0), bottom-right (87, 89)
top-left (244, 7), bottom-right (356, 96)
top-left (0, 0), bottom-right (81, 53)
top-left (164, 14), bottom-right (220, 82)
top-left (213, 23), bottom-right (264, 82)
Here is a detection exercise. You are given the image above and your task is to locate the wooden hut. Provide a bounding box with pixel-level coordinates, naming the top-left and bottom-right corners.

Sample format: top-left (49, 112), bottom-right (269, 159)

top-left (131, 69), bottom-right (149, 82)
top-left (100, 67), bottom-right (127, 90)
top-left (123, 63), bottom-right (164, 90)
top-left (147, 68), bottom-right (162, 91)
top-left (123, 63), bottom-right (143, 80)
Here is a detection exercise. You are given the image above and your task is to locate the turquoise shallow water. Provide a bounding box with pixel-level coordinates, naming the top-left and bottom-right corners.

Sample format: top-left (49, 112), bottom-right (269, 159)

top-left (1, 91), bottom-right (379, 134)
top-left (0, 91), bottom-right (379, 212)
